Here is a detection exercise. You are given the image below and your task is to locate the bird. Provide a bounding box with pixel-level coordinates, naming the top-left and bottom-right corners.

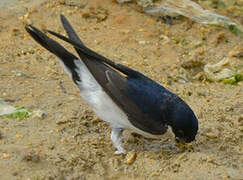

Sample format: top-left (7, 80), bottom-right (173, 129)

top-left (25, 15), bottom-right (198, 154)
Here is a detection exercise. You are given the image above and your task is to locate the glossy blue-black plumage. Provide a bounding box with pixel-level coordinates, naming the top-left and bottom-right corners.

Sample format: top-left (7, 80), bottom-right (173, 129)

top-left (46, 18), bottom-right (198, 142)
top-left (169, 99), bottom-right (198, 142)
top-left (125, 76), bottom-right (198, 142)
top-left (126, 77), bottom-right (175, 124)
top-left (25, 15), bottom-right (198, 143)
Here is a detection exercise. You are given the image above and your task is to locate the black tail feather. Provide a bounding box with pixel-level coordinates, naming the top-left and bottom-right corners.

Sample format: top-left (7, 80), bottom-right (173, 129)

top-left (48, 19), bottom-right (141, 78)
top-left (47, 29), bottom-right (113, 64)
top-left (25, 25), bottom-right (81, 83)
top-left (60, 14), bottom-right (84, 45)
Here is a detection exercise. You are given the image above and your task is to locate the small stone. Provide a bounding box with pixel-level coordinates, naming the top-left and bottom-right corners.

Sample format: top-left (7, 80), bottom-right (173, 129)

top-left (214, 32), bottom-right (226, 45)
top-left (229, 45), bottom-right (243, 58)
top-left (11, 70), bottom-right (26, 77)
top-left (119, 29), bottom-right (130, 34)
top-left (60, 0), bottom-right (88, 8)
top-left (16, 134), bottom-right (23, 139)
top-left (125, 151), bottom-right (136, 165)
top-left (67, 9), bottom-right (73, 15)
top-left (12, 171), bottom-right (18, 176)
top-left (98, 136), bottom-right (104, 141)
top-left (116, 0), bottom-right (132, 3)
top-left (18, 16), bottom-right (25, 23)
top-left (181, 58), bottom-right (203, 69)
top-left (193, 72), bottom-right (205, 81)
top-left (82, 7), bottom-right (108, 22)
top-left (56, 116), bottom-right (69, 125)
top-left (137, 0), bottom-right (153, 8)
top-left (32, 110), bottom-right (46, 120)
top-left (48, 145), bottom-right (55, 150)
top-left (126, 135), bottom-right (136, 144)
top-left (82, 12), bottom-right (90, 18)
top-left (222, 173), bottom-right (230, 179)
top-left (91, 117), bottom-right (102, 123)
top-left (21, 150), bottom-right (40, 163)
top-left (159, 34), bottom-right (170, 44)
top-left (138, 40), bottom-right (146, 45)
top-left (2, 153), bottom-right (10, 159)
top-left (205, 133), bottom-right (217, 139)
top-left (12, 28), bottom-right (20, 36)
top-left (204, 58), bottom-right (234, 81)
top-left (28, 7), bottom-right (36, 13)
top-left (238, 115), bottom-right (243, 125)
top-left (193, 41), bottom-right (203, 48)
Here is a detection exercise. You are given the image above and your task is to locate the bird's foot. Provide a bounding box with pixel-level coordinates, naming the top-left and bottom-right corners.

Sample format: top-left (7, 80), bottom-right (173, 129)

top-left (111, 127), bottom-right (126, 155)
top-left (114, 149), bottom-right (126, 155)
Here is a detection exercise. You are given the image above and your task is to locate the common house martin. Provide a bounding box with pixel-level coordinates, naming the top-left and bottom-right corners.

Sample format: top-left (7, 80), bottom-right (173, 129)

top-left (25, 15), bottom-right (198, 154)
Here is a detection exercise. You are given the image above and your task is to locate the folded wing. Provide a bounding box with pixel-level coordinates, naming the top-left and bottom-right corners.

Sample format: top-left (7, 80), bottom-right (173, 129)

top-left (26, 17), bottom-right (169, 135)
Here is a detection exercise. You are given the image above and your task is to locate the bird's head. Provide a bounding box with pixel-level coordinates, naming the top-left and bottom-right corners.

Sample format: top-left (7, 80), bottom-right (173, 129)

top-left (170, 101), bottom-right (198, 143)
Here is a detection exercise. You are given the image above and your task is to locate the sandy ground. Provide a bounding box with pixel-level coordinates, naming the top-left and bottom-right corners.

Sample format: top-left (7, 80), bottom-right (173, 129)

top-left (0, 0), bottom-right (242, 179)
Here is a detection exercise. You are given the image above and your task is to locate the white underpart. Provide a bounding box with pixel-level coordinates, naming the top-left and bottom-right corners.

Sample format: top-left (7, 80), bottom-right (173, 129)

top-left (59, 58), bottom-right (165, 153)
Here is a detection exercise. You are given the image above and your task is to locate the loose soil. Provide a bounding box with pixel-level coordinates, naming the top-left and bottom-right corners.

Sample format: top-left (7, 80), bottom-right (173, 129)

top-left (0, 0), bottom-right (242, 179)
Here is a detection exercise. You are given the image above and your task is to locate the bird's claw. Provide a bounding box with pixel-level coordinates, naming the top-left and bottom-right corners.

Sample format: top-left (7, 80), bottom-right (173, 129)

top-left (114, 149), bottom-right (126, 155)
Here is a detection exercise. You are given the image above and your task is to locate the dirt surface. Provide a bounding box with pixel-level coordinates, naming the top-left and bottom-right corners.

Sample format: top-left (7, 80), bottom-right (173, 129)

top-left (0, 0), bottom-right (242, 179)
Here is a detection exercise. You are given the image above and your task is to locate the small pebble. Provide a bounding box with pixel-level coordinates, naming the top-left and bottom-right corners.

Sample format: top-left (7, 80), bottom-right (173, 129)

top-left (32, 110), bottom-right (46, 120)
top-left (125, 151), bottom-right (136, 165)
top-left (12, 171), bottom-right (18, 176)
top-left (21, 150), bottom-right (40, 163)
top-left (138, 40), bottom-right (146, 45)
top-left (238, 126), bottom-right (243, 132)
top-left (2, 153), bottom-right (10, 159)
top-left (238, 115), bottom-right (243, 126)
top-left (56, 116), bottom-right (69, 125)
top-left (205, 133), bottom-right (217, 139)
top-left (228, 45), bottom-right (243, 58)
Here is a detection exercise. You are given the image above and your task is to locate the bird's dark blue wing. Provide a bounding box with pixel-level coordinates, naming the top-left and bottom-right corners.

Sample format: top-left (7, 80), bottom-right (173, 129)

top-left (105, 70), bottom-right (169, 134)
top-left (56, 15), bottom-right (170, 134)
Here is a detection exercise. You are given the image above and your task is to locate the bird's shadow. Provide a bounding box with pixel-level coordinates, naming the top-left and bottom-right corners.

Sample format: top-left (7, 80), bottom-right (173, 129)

top-left (123, 132), bottom-right (181, 154)
top-left (123, 131), bottom-right (200, 155)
